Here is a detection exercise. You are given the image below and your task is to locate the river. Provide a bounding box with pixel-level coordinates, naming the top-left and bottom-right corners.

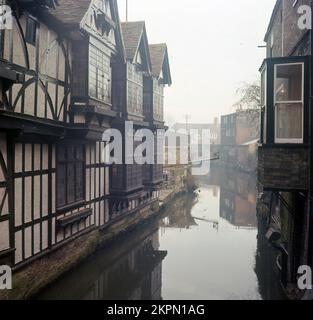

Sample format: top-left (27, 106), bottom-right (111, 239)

top-left (37, 168), bottom-right (285, 300)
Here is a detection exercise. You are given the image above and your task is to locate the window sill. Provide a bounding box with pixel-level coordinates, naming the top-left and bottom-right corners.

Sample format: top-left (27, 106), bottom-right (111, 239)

top-left (56, 208), bottom-right (92, 229)
top-left (259, 143), bottom-right (309, 149)
top-left (0, 248), bottom-right (15, 259)
top-left (57, 200), bottom-right (86, 215)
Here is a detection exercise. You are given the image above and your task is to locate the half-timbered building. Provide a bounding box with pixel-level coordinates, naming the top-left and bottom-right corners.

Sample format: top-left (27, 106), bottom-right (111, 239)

top-left (0, 0), bottom-right (172, 272)
top-left (109, 22), bottom-right (172, 221)
top-left (143, 44), bottom-right (171, 190)
top-left (0, 0), bottom-right (75, 267)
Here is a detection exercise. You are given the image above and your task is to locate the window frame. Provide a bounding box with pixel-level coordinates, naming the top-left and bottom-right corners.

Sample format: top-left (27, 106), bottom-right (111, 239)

top-left (88, 44), bottom-right (112, 104)
top-left (259, 56), bottom-right (309, 146)
top-left (260, 65), bottom-right (267, 144)
top-left (25, 16), bottom-right (37, 46)
top-left (56, 143), bottom-right (86, 211)
top-left (274, 62), bottom-right (304, 144)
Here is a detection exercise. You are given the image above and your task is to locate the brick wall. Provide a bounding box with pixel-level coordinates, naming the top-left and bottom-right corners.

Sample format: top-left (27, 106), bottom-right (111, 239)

top-left (266, 0), bottom-right (311, 58)
top-left (283, 0), bottom-right (310, 56)
top-left (258, 146), bottom-right (309, 190)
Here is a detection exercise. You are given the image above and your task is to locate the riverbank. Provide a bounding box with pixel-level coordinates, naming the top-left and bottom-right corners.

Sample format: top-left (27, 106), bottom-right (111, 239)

top-left (0, 184), bottom-right (192, 300)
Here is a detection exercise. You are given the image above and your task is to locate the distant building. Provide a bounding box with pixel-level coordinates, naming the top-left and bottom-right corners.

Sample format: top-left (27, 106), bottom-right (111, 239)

top-left (219, 110), bottom-right (260, 172)
top-left (173, 118), bottom-right (220, 146)
top-left (221, 110), bottom-right (260, 146)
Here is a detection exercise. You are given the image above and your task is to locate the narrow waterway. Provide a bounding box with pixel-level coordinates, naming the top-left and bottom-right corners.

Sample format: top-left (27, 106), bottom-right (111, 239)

top-left (37, 168), bottom-right (285, 300)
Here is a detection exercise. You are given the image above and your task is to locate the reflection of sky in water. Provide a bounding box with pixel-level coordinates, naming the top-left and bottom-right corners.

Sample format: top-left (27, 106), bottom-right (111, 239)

top-left (159, 185), bottom-right (261, 300)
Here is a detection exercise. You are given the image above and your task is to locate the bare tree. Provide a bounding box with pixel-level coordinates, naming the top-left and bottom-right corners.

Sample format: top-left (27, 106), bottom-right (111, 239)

top-left (233, 81), bottom-right (261, 111)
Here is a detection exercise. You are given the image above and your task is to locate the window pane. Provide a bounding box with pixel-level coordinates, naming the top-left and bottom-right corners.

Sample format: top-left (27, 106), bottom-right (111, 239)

top-left (275, 64), bottom-right (302, 102)
top-left (276, 103), bottom-right (303, 140)
top-left (57, 164), bottom-right (66, 207)
top-left (26, 17), bottom-right (37, 45)
top-left (75, 162), bottom-right (84, 200)
top-left (67, 163), bottom-right (75, 204)
top-left (67, 145), bottom-right (75, 160)
top-left (75, 146), bottom-right (84, 161)
top-left (58, 145), bottom-right (66, 161)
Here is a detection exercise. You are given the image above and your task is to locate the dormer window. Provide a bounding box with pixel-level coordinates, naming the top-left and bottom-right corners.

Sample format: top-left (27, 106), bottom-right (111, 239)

top-left (260, 56), bottom-right (309, 145)
top-left (95, 0), bottom-right (115, 36)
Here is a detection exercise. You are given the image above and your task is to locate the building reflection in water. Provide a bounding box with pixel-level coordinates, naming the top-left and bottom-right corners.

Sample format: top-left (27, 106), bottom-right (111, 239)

top-left (217, 170), bottom-right (257, 228)
top-left (38, 167), bottom-right (286, 300)
top-left (202, 168), bottom-right (285, 300)
top-left (38, 223), bottom-right (167, 300)
top-left (160, 193), bottom-right (198, 230)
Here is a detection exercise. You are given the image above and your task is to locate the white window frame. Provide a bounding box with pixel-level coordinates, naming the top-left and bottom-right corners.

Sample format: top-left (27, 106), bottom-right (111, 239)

top-left (274, 62), bottom-right (304, 144)
top-left (261, 66), bottom-right (267, 144)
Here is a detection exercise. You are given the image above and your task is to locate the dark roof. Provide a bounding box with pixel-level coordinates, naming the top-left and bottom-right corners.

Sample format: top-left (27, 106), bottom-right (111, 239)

top-left (121, 21), bottom-right (145, 61)
top-left (149, 43), bottom-right (172, 85)
top-left (149, 44), bottom-right (167, 78)
top-left (47, 0), bottom-right (92, 27)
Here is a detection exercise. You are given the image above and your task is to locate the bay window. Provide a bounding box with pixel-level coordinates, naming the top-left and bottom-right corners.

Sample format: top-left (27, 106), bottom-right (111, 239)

top-left (89, 44), bottom-right (112, 104)
top-left (259, 56), bottom-right (308, 145)
top-left (274, 63), bottom-right (303, 143)
top-left (57, 144), bottom-right (85, 209)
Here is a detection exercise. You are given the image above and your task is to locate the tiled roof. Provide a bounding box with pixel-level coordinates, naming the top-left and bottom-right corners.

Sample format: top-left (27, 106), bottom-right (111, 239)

top-left (149, 44), bottom-right (167, 78)
top-left (121, 21), bottom-right (145, 61)
top-left (47, 0), bottom-right (92, 27)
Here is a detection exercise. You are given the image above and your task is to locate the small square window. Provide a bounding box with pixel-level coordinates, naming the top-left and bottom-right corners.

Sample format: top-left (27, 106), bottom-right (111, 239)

top-left (25, 17), bottom-right (37, 45)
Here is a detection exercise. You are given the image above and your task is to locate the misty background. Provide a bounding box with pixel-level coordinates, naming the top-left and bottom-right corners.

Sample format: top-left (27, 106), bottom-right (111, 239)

top-left (118, 0), bottom-right (276, 125)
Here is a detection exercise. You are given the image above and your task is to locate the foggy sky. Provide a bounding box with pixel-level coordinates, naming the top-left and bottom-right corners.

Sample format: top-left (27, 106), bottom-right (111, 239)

top-left (117, 0), bottom-right (276, 124)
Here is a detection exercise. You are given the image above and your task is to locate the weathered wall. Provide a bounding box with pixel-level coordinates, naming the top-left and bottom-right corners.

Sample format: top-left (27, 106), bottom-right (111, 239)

top-left (266, 0), bottom-right (311, 58)
top-left (2, 14), bottom-right (71, 122)
top-left (258, 146), bottom-right (309, 190)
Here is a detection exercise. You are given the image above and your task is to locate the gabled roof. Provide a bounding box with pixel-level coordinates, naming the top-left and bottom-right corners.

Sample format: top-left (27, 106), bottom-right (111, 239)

top-left (121, 21), bottom-right (151, 73)
top-left (46, 0), bottom-right (92, 27)
top-left (43, 0), bottom-right (126, 61)
top-left (149, 43), bottom-right (172, 85)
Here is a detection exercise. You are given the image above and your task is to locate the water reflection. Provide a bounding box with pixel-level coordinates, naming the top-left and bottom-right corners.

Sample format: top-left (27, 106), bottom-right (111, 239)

top-left (38, 168), bottom-right (284, 300)
top-left (39, 224), bottom-right (167, 300)
top-left (215, 169), bottom-right (257, 228)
